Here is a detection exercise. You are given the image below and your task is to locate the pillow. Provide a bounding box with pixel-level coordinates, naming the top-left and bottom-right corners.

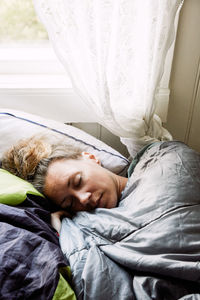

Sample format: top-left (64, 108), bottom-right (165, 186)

top-left (0, 109), bottom-right (130, 176)
top-left (0, 168), bottom-right (44, 205)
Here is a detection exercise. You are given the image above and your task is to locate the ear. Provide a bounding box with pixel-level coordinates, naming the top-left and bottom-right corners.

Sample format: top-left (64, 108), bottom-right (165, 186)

top-left (81, 152), bottom-right (101, 165)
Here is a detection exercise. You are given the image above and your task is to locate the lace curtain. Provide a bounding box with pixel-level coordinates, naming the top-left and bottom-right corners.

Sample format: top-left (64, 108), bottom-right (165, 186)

top-left (33, 0), bottom-right (183, 157)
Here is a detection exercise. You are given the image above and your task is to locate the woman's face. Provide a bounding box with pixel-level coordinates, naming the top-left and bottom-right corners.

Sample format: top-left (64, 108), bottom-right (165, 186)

top-left (44, 153), bottom-right (127, 212)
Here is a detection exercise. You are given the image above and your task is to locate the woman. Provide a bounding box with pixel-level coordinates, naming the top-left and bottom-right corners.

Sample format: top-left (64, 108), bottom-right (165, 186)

top-left (1, 136), bottom-right (128, 231)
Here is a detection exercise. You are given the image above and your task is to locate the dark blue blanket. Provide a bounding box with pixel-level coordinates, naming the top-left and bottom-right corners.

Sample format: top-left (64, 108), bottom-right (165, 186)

top-left (0, 195), bottom-right (67, 300)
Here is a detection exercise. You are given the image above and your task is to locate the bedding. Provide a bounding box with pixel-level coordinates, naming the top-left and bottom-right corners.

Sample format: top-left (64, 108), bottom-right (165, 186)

top-left (0, 109), bottom-right (129, 176)
top-left (0, 170), bottom-right (76, 300)
top-left (0, 108), bottom-right (130, 299)
top-left (2, 129), bottom-right (200, 299)
top-left (59, 141), bottom-right (200, 300)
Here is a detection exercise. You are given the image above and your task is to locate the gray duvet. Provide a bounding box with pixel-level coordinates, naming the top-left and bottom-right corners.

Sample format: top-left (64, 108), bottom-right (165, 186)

top-left (60, 141), bottom-right (200, 300)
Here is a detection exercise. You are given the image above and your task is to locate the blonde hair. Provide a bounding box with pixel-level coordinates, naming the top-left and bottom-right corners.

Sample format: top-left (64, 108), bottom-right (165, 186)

top-left (2, 135), bottom-right (82, 194)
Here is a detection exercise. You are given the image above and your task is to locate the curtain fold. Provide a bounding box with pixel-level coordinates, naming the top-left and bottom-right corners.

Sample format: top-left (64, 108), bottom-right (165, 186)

top-left (33, 0), bottom-right (184, 157)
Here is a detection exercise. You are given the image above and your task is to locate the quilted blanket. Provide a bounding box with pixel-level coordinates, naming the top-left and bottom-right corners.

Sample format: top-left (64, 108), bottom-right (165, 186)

top-left (60, 141), bottom-right (200, 300)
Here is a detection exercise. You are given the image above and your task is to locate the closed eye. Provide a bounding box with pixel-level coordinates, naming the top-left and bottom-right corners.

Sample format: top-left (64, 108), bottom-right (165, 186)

top-left (74, 173), bottom-right (82, 187)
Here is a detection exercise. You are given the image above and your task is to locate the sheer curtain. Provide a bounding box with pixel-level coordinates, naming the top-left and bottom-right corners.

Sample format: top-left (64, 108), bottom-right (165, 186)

top-left (33, 0), bottom-right (183, 157)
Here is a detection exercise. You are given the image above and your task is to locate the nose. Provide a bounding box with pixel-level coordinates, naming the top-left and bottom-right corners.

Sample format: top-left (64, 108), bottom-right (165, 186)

top-left (75, 191), bottom-right (92, 205)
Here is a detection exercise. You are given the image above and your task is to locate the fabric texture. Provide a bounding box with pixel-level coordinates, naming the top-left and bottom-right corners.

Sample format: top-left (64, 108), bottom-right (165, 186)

top-left (60, 141), bottom-right (200, 299)
top-left (0, 194), bottom-right (75, 299)
top-left (33, 0), bottom-right (183, 157)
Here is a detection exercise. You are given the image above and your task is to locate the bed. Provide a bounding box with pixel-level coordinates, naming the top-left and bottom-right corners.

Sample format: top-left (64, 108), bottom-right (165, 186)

top-left (1, 109), bottom-right (200, 300)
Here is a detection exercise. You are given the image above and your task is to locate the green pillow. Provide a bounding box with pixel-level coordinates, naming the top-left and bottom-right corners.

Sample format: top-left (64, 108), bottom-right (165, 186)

top-left (0, 168), bottom-right (44, 205)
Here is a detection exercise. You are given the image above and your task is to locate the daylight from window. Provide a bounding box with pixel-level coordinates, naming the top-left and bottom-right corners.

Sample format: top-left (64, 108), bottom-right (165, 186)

top-left (0, 0), bottom-right (48, 43)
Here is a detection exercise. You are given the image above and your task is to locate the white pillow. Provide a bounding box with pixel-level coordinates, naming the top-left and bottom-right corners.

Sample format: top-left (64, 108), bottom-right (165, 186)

top-left (0, 109), bottom-right (129, 176)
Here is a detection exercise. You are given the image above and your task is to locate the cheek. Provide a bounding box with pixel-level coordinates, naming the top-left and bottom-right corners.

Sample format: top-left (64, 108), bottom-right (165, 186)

top-left (104, 193), bottom-right (118, 209)
top-left (103, 183), bottom-right (118, 208)
top-left (109, 191), bottom-right (118, 207)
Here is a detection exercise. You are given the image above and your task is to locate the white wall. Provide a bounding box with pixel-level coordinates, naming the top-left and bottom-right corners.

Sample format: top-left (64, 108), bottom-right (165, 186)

top-left (165, 0), bottom-right (200, 152)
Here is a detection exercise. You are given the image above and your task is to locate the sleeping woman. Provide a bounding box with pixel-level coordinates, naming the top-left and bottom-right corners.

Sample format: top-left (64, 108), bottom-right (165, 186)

top-left (2, 136), bottom-right (200, 300)
top-left (1, 136), bottom-right (128, 231)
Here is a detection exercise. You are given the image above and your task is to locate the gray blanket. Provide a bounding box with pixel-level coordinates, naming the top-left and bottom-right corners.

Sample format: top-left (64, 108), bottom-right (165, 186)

top-left (60, 141), bottom-right (200, 300)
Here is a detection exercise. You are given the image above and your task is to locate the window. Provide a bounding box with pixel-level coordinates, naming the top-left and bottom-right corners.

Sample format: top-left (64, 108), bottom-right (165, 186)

top-left (0, 0), bottom-right (71, 89)
top-left (0, 0), bottom-right (77, 122)
top-left (0, 0), bottom-right (48, 43)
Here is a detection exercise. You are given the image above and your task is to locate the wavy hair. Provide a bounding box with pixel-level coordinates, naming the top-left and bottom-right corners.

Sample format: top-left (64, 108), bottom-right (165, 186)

top-left (2, 135), bottom-right (82, 194)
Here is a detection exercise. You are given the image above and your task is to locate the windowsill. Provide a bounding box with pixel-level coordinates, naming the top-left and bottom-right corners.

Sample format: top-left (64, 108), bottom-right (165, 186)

top-left (0, 43), bottom-right (71, 89)
top-left (0, 74), bottom-right (72, 89)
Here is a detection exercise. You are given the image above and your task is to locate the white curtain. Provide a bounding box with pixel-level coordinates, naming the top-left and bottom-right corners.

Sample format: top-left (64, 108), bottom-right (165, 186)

top-left (33, 0), bottom-right (183, 157)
